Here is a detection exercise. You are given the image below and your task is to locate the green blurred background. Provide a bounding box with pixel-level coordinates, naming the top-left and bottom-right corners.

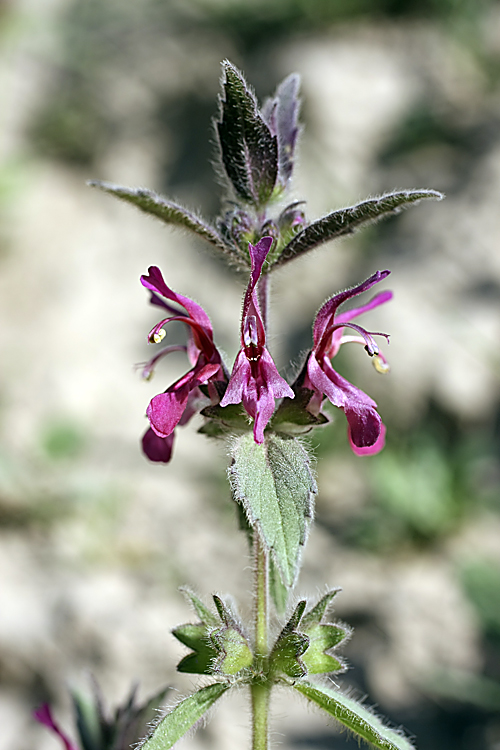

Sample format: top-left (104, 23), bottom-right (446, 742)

top-left (1, 0), bottom-right (500, 748)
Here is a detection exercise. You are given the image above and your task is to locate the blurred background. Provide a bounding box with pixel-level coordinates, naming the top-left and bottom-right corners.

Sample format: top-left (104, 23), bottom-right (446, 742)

top-left (1, 0), bottom-right (500, 748)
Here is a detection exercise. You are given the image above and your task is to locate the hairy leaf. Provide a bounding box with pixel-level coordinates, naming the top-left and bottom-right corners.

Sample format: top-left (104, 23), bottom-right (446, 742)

top-left (294, 682), bottom-right (415, 750)
top-left (88, 181), bottom-right (235, 259)
top-left (301, 623), bottom-right (346, 674)
top-left (269, 601), bottom-right (309, 678)
top-left (139, 683), bottom-right (229, 750)
top-left (275, 189), bottom-right (444, 267)
top-left (230, 434), bottom-right (316, 587)
top-left (299, 591), bottom-right (349, 675)
top-left (269, 556), bottom-right (290, 615)
top-left (301, 590), bottom-right (340, 629)
top-left (172, 590), bottom-right (220, 675)
top-left (269, 631), bottom-right (310, 678)
top-left (216, 61), bottom-right (278, 206)
top-left (172, 623), bottom-right (217, 675)
top-left (179, 588), bottom-right (219, 628)
top-left (211, 626), bottom-right (254, 675)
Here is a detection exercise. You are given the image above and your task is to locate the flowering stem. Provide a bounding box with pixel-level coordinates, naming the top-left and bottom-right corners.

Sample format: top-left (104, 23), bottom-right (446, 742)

top-left (251, 531), bottom-right (270, 750)
top-left (251, 680), bottom-right (270, 750)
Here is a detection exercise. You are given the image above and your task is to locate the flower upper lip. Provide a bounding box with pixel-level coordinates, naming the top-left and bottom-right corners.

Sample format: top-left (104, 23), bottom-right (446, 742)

top-left (140, 266), bottom-right (226, 443)
top-left (220, 237), bottom-right (294, 443)
top-left (302, 271), bottom-right (392, 455)
top-left (139, 257), bottom-right (391, 459)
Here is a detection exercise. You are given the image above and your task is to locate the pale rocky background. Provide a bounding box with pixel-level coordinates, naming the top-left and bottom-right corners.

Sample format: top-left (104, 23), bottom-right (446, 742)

top-left (1, 1), bottom-right (500, 749)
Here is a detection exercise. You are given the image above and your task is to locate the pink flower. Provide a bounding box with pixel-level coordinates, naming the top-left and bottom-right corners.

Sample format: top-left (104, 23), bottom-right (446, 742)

top-left (220, 237), bottom-right (294, 443)
top-left (140, 267), bottom-right (226, 461)
top-left (304, 271), bottom-right (392, 455)
top-left (34, 705), bottom-right (78, 750)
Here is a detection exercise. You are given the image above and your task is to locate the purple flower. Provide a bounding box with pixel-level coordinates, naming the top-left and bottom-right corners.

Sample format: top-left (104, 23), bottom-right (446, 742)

top-left (220, 237), bottom-right (294, 443)
top-left (140, 267), bottom-right (226, 461)
top-left (303, 271), bottom-right (392, 455)
top-left (34, 705), bottom-right (78, 750)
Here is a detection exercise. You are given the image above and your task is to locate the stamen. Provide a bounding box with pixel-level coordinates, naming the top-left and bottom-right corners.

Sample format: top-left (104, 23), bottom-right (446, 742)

top-left (243, 315), bottom-right (259, 348)
top-left (136, 344), bottom-right (187, 380)
top-left (372, 354), bottom-right (390, 374)
top-left (150, 328), bottom-right (166, 344)
top-left (338, 334), bottom-right (390, 372)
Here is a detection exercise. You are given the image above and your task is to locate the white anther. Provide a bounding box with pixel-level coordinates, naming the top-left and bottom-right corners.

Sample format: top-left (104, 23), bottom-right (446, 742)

top-left (372, 355), bottom-right (390, 374)
top-left (152, 328), bottom-right (166, 344)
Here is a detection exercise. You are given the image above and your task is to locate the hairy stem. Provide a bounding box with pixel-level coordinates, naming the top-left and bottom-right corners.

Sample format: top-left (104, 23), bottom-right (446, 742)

top-left (251, 680), bottom-right (270, 750)
top-left (252, 532), bottom-right (270, 750)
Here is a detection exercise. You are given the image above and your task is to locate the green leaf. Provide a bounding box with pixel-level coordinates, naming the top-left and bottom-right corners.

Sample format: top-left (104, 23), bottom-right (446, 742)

top-left (271, 389), bottom-right (329, 436)
top-left (300, 623), bottom-right (345, 674)
top-left (172, 623), bottom-right (218, 675)
top-left (293, 682), bottom-right (415, 750)
top-left (300, 591), bottom-right (349, 675)
top-left (269, 601), bottom-right (309, 678)
top-left (269, 556), bottom-right (290, 615)
top-left (72, 680), bottom-right (170, 750)
top-left (88, 181), bottom-right (237, 260)
top-left (180, 588), bottom-right (219, 628)
top-left (200, 403), bottom-right (250, 433)
top-left (138, 683), bottom-right (229, 750)
top-left (216, 61), bottom-right (278, 206)
top-left (72, 690), bottom-right (102, 750)
top-left (211, 626), bottom-right (254, 675)
top-left (300, 590), bottom-right (340, 629)
top-left (230, 434), bottom-right (316, 588)
top-left (172, 590), bottom-right (221, 675)
top-left (274, 189), bottom-right (444, 267)
top-left (269, 631), bottom-right (310, 678)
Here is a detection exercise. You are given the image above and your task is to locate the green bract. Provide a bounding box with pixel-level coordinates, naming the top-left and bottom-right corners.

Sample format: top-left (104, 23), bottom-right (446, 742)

top-left (269, 593), bottom-right (349, 679)
top-left (173, 591), bottom-right (253, 678)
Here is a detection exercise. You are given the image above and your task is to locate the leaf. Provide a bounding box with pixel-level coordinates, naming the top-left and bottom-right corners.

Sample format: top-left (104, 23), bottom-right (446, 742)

top-left (180, 588), bottom-right (219, 628)
top-left (210, 626), bottom-right (254, 675)
top-left (271, 390), bottom-right (329, 436)
top-left (269, 601), bottom-right (309, 678)
top-left (274, 189), bottom-right (444, 267)
top-left (172, 623), bottom-right (218, 675)
top-left (300, 623), bottom-right (346, 674)
top-left (269, 556), bottom-right (290, 615)
top-left (138, 683), bottom-right (229, 750)
top-left (230, 433), bottom-right (316, 588)
top-left (172, 590), bottom-right (220, 675)
top-left (88, 181), bottom-right (236, 259)
top-left (269, 631), bottom-right (310, 678)
top-left (71, 679), bottom-right (170, 750)
top-left (300, 590), bottom-right (340, 629)
top-left (216, 61), bottom-right (278, 206)
top-left (293, 682), bottom-right (415, 750)
top-left (300, 591), bottom-right (349, 675)
top-left (72, 691), bottom-right (102, 750)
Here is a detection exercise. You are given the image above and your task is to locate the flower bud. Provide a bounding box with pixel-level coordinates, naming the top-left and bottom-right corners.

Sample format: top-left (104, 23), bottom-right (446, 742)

top-left (278, 201), bottom-right (306, 235)
top-left (259, 219), bottom-right (280, 243)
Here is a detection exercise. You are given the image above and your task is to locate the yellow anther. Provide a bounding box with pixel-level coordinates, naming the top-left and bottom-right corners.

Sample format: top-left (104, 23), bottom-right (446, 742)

top-left (151, 328), bottom-right (166, 344)
top-left (372, 355), bottom-right (390, 374)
